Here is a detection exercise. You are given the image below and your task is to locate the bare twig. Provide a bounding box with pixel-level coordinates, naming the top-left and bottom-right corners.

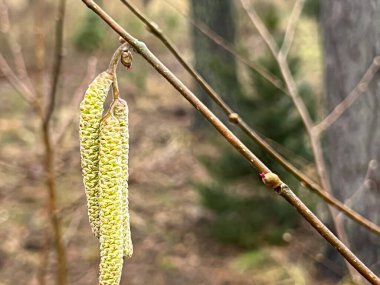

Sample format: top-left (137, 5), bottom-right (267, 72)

top-left (54, 57), bottom-right (98, 145)
top-left (314, 57), bottom-right (380, 134)
top-left (41, 0), bottom-right (68, 284)
top-left (161, 0), bottom-right (287, 94)
top-left (81, 1), bottom-right (380, 283)
top-left (240, 0), bottom-right (279, 56)
top-left (0, 0), bottom-right (35, 93)
top-left (279, 0), bottom-right (305, 58)
top-left (45, 0), bottom-right (66, 125)
top-left (120, 0), bottom-right (380, 236)
top-left (0, 54), bottom-right (35, 103)
top-left (34, 0), bottom-right (46, 108)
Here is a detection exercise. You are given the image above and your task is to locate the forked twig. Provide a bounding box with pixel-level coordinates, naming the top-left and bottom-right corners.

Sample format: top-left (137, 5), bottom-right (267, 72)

top-left (0, 54), bottom-right (35, 103)
top-left (0, 0), bottom-right (35, 93)
top-left (314, 57), bottom-right (380, 134)
top-left (81, 1), bottom-right (380, 283)
top-left (161, 0), bottom-right (287, 94)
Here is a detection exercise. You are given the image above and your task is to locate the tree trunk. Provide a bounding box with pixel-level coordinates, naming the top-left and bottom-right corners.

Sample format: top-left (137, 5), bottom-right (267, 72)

top-left (321, 0), bottom-right (380, 276)
top-left (190, 0), bottom-right (241, 127)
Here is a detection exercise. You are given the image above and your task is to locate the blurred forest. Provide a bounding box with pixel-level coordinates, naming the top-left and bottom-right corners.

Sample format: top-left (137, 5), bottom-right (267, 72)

top-left (0, 0), bottom-right (379, 284)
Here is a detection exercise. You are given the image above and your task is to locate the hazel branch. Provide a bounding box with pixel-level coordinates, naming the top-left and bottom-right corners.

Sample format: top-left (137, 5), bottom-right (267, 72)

top-left (81, 1), bottom-right (380, 283)
top-left (120, 0), bottom-right (380, 236)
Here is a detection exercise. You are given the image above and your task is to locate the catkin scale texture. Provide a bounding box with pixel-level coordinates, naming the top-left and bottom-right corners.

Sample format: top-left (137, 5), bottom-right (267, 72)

top-left (98, 116), bottom-right (124, 285)
top-left (79, 72), bottom-right (113, 239)
top-left (114, 99), bottom-right (133, 258)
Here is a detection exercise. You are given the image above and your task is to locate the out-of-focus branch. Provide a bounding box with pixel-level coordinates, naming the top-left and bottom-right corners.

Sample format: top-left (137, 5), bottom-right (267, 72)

top-left (240, 0), bottom-right (279, 56)
top-left (120, 0), bottom-right (380, 236)
top-left (240, 0), bottom-right (314, 132)
top-left (0, 54), bottom-right (35, 103)
top-left (34, 0), bottom-right (45, 107)
top-left (54, 57), bottom-right (98, 146)
top-left (44, 0), bottom-right (66, 125)
top-left (279, 0), bottom-right (305, 58)
top-left (314, 57), bottom-right (380, 134)
top-left (0, 0), bottom-right (35, 93)
top-left (41, 0), bottom-right (68, 284)
top-left (161, 0), bottom-right (287, 94)
top-left (81, 1), bottom-right (380, 283)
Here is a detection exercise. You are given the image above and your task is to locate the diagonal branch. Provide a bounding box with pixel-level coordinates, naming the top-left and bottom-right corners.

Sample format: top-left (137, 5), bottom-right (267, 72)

top-left (279, 0), bottom-right (305, 58)
top-left (0, 54), bottom-right (35, 103)
top-left (81, 1), bottom-right (380, 283)
top-left (120, 0), bottom-right (380, 236)
top-left (0, 0), bottom-right (35, 94)
top-left (314, 57), bottom-right (380, 135)
top-left (54, 57), bottom-right (98, 146)
top-left (161, 0), bottom-right (287, 94)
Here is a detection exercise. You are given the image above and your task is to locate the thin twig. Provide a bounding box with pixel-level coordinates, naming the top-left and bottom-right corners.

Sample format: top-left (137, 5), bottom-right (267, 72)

top-left (81, 1), bottom-right (380, 283)
top-left (120, 0), bottom-right (380, 236)
top-left (0, 0), bottom-right (35, 94)
top-left (240, 0), bottom-right (279, 56)
top-left (314, 57), bottom-right (380, 134)
top-left (45, 0), bottom-right (66, 125)
top-left (279, 0), bottom-right (305, 58)
top-left (0, 54), bottom-right (35, 103)
top-left (54, 57), bottom-right (98, 145)
top-left (41, 0), bottom-right (68, 284)
top-left (161, 0), bottom-right (287, 94)
top-left (34, 0), bottom-right (46, 110)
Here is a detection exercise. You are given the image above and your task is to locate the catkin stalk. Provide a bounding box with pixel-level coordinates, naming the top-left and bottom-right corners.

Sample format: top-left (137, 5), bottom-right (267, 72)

top-left (114, 99), bottom-right (133, 258)
top-left (79, 71), bottom-right (112, 238)
top-left (98, 115), bottom-right (124, 285)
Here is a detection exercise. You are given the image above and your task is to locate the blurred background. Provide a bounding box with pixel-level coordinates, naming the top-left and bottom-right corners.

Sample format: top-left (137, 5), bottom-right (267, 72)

top-left (0, 0), bottom-right (379, 284)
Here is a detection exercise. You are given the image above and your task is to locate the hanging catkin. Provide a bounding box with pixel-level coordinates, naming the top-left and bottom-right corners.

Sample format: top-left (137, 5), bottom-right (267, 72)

top-left (113, 99), bottom-right (133, 258)
top-left (79, 71), bottom-right (112, 239)
top-left (98, 115), bottom-right (124, 285)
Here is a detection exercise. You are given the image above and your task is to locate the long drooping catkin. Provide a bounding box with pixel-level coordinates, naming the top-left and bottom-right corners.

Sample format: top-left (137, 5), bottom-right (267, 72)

top-left (113, 99), bottom-right (133, 258)
top-left (79, 71), bottom-right (112, 239)
top-left (98, 115), bottom-right (124, 285)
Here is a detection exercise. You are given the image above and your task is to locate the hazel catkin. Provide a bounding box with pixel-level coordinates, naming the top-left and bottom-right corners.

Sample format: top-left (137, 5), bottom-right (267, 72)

top-left (98, 115), bottom-right (124, 285)
top-left (113, 99), bottom-right (133, 259)
top-left (79, 71), bottom-right (113, 239)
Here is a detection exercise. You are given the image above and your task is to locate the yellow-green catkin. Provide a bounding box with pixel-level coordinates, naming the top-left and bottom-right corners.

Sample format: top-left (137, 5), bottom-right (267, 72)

top-left (79, 71), bottom-right (112, 239)
top-left (98, 115), bottom-right (124, 285)
top-left (113, 99), bottom-right (133, 258)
